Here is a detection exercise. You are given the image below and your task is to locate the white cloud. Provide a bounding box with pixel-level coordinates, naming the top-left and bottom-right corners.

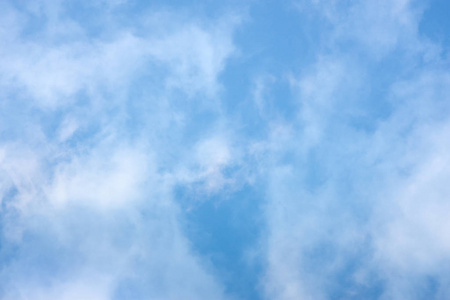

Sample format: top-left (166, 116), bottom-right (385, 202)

top-left (0, 2), bottom-right (241, 300)
top-left (5, 272), bottom-right (113, 300)
top-left (174, 134), bottom-right (239, 194)
top-left (2, 0), bottom-right (449, 299)
top-left (370, 119), bottom-right (450, 297)
top-left (261, 1), bottom-right (450, 299)
top-left (0, 6), bottom-right (238, 109)
top-left (145, 19), bottom-right (238, 97)
top-left (45, 146), bottom-right (151, 210)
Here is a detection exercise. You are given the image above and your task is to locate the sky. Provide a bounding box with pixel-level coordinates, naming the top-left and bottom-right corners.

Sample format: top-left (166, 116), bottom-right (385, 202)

top-left (0, 0), bottom-right (449, 299)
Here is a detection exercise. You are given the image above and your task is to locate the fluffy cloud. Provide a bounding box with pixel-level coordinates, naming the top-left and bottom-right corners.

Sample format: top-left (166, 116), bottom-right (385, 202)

top-left (1, 0), bottom-right (449, 299)
top-left (260, 1), bottom-right (450, 299)
top-left (0, 1), bottom-right (239, 299)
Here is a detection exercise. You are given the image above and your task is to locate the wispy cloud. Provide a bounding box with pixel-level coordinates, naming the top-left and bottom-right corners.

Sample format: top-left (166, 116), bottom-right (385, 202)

top-left (259, 1), bottom-right (450, 299)
top-left (0, 2), bottom-right (240, 299)
top-left (1, 0), bottom-right (449, 299)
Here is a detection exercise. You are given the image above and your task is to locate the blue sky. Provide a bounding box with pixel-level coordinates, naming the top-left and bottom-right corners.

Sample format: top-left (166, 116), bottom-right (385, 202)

top-left (0, 0), bottom-right (449, 299)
